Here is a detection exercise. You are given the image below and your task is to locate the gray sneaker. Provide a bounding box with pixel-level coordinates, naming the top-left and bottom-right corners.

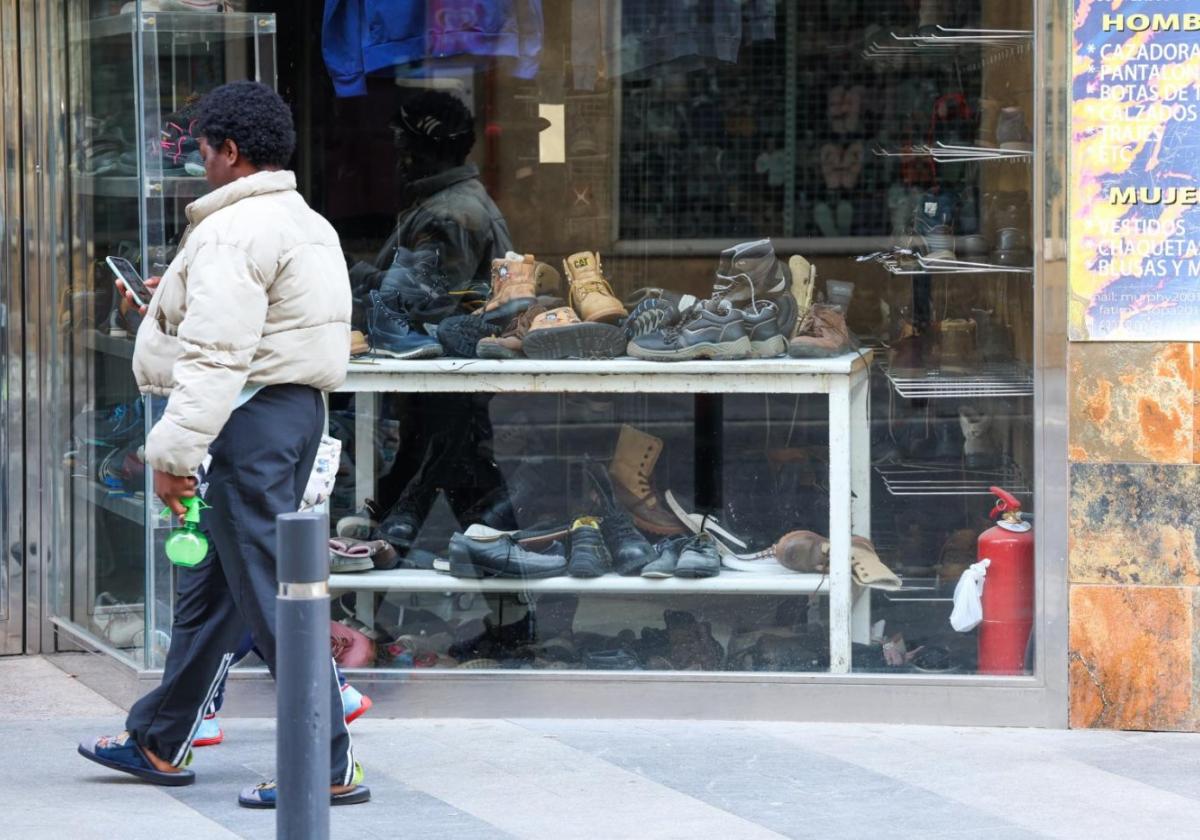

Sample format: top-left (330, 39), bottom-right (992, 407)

top-left (642, 535), bottom-right (688, 579)
top-left (673, 533), bottom-right (721, 579)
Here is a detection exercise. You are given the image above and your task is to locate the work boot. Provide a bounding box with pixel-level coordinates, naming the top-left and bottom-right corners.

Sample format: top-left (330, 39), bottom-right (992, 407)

top-left (522, 306), bottom-right (627, 360)
top-left (563, 251), bottom-right (626, 324)
top-left (584, 462), bottom-right (655, 575)
top-left (482, 253), bottom-right (558, 325)
top-left (788, 304), bottom-right (858, 358)
top-left (959, 405), bottom-right (999, 468)
top-left (438, 313), bottom-right (501, 359)
top-left (567, 517), bottom-right (613, 578)
top-left (627, 298), bottom-right (752, 361)
top-left (711, 239), bottom-right (789, 302)
top-left (367, 291), bottom-right (443, 359)
top-left (608, 425), bottom-right (685, 535)
top-left (741, 300), bottom-right (788, 358)
top-left (476, 303), bottom-right (553, 359)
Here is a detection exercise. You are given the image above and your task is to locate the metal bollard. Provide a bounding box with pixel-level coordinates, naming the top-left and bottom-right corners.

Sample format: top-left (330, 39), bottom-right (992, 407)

top-left (276, 511), bottom-right (331, 840)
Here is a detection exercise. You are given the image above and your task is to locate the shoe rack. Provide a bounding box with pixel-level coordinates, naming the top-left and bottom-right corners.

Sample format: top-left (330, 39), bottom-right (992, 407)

top-left (864, 1), bottom-right (1037, 593)
top-left (337, 353), bottom-right (874, 675)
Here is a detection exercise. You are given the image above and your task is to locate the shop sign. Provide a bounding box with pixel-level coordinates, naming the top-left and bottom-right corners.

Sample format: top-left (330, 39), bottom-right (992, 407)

top-left (1071, 1), bottom-right (1200, 340)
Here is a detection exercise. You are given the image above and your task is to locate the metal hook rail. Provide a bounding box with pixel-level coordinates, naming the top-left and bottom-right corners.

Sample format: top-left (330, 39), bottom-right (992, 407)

top-left (863, 26), bottom-right (1033, 59)
top-left (873, 141), bottom-right (1032, 164)
top-left (858, 249), bottom-right (1033, 276)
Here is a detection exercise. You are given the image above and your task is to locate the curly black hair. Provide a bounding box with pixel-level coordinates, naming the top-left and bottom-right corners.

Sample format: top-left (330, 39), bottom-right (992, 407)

top-left (393, 89), bottom-right (476, 164)
top-left (194, 80), bottom-right (296, 168)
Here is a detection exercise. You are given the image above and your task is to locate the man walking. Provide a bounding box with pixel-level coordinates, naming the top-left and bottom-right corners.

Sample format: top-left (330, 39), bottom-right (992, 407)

top-left (77, 80), bottom-right (367, 808)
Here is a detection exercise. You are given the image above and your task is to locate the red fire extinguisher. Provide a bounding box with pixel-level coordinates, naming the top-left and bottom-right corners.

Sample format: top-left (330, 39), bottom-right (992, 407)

top-left (977, 486), bottom-right (1034, 675)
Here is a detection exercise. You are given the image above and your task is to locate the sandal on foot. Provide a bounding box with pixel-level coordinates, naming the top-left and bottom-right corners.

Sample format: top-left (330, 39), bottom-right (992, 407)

top-left (238, 761), bottom-right (370, 809)
top-left (78, 732), bottom-right (195, 786)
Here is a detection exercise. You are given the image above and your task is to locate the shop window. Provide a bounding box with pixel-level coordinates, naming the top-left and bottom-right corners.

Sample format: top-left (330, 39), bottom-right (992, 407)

top-left (54, 0), bottom-right (1036, 678)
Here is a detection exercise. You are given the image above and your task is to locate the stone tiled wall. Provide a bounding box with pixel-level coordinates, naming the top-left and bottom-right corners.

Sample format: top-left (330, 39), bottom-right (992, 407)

top-left (1068, 343), bottom-right (1200, 730)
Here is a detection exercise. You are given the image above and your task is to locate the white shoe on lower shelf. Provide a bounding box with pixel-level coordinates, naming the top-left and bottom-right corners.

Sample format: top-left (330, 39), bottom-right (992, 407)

top-left (662, 490), bottom-right (749, 550)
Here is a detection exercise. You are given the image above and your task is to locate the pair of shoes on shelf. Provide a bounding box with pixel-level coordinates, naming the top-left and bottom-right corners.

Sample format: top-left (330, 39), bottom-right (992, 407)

top-left (476, 251), bottom-right (627, 359)
top-left (640, 533), bottom-right (721, 578)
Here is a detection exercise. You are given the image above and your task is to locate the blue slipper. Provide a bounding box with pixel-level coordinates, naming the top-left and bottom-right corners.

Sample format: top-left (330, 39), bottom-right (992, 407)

top-left (238, 761), bottom-right (370, 809)
top-left (78, 732), bottom-right (195, 787)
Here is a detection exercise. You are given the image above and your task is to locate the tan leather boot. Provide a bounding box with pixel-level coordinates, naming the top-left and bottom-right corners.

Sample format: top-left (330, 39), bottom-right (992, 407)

top-left (608, 424), bottom-right (684, 535)
top-left (563, 251), bottom-right (626, 324)
top-left (787, 304), bottom-right (857, 358)
top-left (483, 254), bottom-right (559, 325)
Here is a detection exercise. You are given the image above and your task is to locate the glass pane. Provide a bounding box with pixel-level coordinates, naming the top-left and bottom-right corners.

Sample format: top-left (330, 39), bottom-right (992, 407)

top-left (53, 1), bottom-right (276, 666)
top-left (307, 0), bottom-right (1036, 677)
top-left (55, 0), bottom-right (1038, 680)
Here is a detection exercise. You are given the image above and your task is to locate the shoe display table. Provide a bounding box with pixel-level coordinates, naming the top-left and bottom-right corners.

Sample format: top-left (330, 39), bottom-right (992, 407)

top-left (333, 352), bottom-right (872, 673)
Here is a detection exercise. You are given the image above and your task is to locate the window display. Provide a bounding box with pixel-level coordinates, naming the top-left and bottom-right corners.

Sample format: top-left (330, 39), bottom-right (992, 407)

top-left (51, 0), bottom-right (1037, 682)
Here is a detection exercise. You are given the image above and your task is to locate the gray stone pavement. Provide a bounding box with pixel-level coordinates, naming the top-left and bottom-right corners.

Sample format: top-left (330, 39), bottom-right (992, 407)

top-left (3, 655), bottom-right (1199, 839)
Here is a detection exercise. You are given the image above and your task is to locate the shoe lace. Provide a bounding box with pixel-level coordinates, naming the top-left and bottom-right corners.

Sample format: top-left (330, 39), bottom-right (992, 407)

top-left (600, 507), bottom-right (644, 546)
top-left (571, 278), bottom-right (611, 303)
top-left (659, 302), bottom-right (710, 340)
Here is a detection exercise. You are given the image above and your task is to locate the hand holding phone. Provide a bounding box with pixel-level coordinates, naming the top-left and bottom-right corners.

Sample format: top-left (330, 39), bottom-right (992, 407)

top-left (106, 256), bottom-right (154, 308)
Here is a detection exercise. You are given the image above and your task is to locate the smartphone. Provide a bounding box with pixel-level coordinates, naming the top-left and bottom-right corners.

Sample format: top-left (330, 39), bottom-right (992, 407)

top-left (106, 256), bottom-right (152, 308)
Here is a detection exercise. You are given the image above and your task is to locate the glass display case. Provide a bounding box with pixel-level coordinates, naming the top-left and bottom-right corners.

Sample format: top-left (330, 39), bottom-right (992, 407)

top-left (51, 0), bottom-right (276, 667)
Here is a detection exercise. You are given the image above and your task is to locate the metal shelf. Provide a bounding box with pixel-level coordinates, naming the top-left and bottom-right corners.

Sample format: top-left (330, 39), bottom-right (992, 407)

top-left (73, 477), bottom-right (144, 523)
top-left (885, 363), bottom-right (1033, 399)
top-left (73, 174), bottom-right (210, 199)
top-left (81, 10), bottom-right (276, 41)
top-left (874, 457), bottom-right (1030, 497)
top-left (329, 567), bottom-right (830, 596)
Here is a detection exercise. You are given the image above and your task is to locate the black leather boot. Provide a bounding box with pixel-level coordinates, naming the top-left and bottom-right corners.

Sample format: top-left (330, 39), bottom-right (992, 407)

top-left (584, 462), bottom-right (656, 575)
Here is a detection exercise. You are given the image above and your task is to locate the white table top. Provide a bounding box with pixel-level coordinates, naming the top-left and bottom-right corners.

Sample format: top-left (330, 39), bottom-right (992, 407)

top-left (338, 351), bottom-right (872, 394)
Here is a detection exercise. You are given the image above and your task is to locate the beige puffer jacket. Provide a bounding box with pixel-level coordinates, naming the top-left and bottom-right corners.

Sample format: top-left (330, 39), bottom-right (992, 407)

top-left (134, 170), bottom-right (351, 476)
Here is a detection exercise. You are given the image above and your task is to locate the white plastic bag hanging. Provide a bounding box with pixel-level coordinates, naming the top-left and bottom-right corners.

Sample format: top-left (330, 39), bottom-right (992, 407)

top-left (949, 558), bottom-right (991, 632)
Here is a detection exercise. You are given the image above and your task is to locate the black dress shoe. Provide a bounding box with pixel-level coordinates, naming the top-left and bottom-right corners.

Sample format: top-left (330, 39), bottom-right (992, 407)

top-left (567, 517), bottom-right (612, 578)
top-left (584, 463), bottom-right (655, 575)
top-left (447, 533), bottom-right (567, 579)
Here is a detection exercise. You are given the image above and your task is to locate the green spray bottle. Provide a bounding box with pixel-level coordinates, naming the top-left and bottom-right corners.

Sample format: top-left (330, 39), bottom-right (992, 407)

top-left (163, 496), bottom-right (210, 568)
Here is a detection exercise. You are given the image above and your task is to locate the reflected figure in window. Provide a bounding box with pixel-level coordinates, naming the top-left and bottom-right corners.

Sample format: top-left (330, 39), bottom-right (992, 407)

top-left (344, 90), bottom-right (514, 552)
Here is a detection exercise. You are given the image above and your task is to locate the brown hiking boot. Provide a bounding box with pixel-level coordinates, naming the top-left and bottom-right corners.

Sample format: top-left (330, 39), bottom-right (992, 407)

top-left (787, 304), bottom-right (857, 358)
top-left (476, 303), bottom-right (551, 359)
top-left (483, 254), bottom-right (560, 325)
top-left (608, 425), bottom-right (685, 535)
top-left (563, 251), bottom-right (626, 324)
top-left (522, 307), bottom-right (626, 360)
